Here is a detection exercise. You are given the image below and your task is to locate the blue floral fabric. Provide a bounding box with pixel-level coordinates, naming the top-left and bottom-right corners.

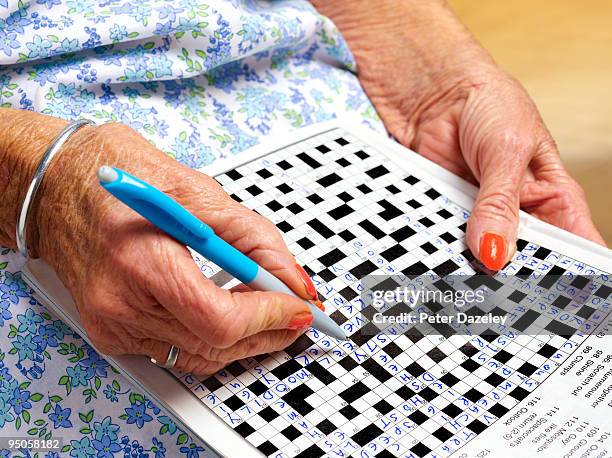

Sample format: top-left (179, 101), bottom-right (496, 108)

top-left (0, 1), bottom-right (385, 456)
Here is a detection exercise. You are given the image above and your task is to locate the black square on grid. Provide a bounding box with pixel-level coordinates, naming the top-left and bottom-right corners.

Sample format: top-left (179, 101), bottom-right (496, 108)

top-left (518, 362), bottom-right (538, 376)
top-left (489, 403), bottom-right (510, 418)
top-left (276, 221), bottom-right (293, 233)
top-left (467, 419), bottom-right (488, 434)
top-left (440, 232), bottom-right (457, 244)
top-left (463, 388), bottom-right (484, 403)
top-left (510, 386), bottom-right (530, 401)
top-left (226, 361), bottom-right (246, 377)
top-left (318, 172), bottom-right (342, 188)
top-left (437, 208), bottom-right (453, 219)
top-left (307, 193), bottom-right (323, 204)
top-left (352, 424), bottom-right (384, 447)
top-left (357, 183), bottom-right (373, 194)
top-left (459, 342), bottom-right (479, 357)
top-left (337, 191), bottom-right (353, 202)
top-left (408, 410), bottom-right (428, 425)
top-left (248, 380), bottom-right (268, 396)
top-left (571, 276), bottom-right (589, 289)
top-left (376, 451), bottom-right (395, 458)
top-left (277, 159), bottom-right (292, 170)
top-left (410, 443), bottom-right (432, 458)
top-left (458, 222), bottom-right (467, 232)
top-left (225, 169), bottom-right (243, 180)
top-left (384, 342), bottom-right (403, 358)
top-left (373, 399), bottom-right (394, 414)
top-left (404, 175), bottom-right (419, 185)
top-left (203, 377), bottom-right (222, 392)
top-left (339, 356), bottom-right (359, 372)
top-left (427, 348), bottom-right (447, 363)
top-left (281, 425), bottom-right (301, 441)
top-left (406, 199), bottom-right (422, 209)
top-left (493, 349), bottom-right (512, 363)
top-left (386, 184), bottom-right (401, 194)
top-left (336, 157), bottom-right (351, 167)
top-left (425, 188), bottom-right (441, 200)
top-left (317, 268), bottom-right (335, 282)
top-left (286, 203), bottom-right (304, 214)
top-left (257, 441), bottom-right (278, 456)
top-left (508, 290), bottom-right (527, 303)
top-left (538, 343), bottom-right (557, 358)
top-left (533, 247), bottom-right (552, 259)
top-left (433, 427), bottom-right (453, 442)
top-left (224, 394), bottom-right (244, 411)
top-left (277, 183), bottom-right (293, 194)
top-left (234, 421), bottom-right (255, 437)
top-left (266, 200), bottom-right (283, 212)
top-left (229, 193), bottom-right (242, 203)
top-left (440, 372), bottom-right (460, 387)
top-left (256, 168), bottom-right (272, 179)
top-left (461, 359), bottom-right (480, 372)
top-left (317, 418), bottom-right (336, 434)
top-left (258, 406), bottom-right (278, 422)
top-left (396, 385), bottom-right (416, 401)
top-left (330, 310), bottom-right (348, 325)
top-left (340, 404), bottom-right (359, 420)
top-left (595, 284), bottom-right (611, 299)
top-left (406, 362), bottom-right (426, 377)
top-left (516, 239), bottom-right (528, 251)
top-left (418, 387), bottom-right (438, 402)
top-left (316, 144), bottom-right (331, 153)
top-left (403, 261), bottom-right (429, 276)
top-left (516, 266), bottom-right (534, 277)
top-left (246, 184), bottom-right (263, 196)
top-left (335, 137), bottom-right (349, 146)
top-left (442, 403), bottom-right (462, 418)
top-left (297, 237), bottom-right (315, 250)
top-left (355, 149), bottom-right (369, 159)
top-left (420, 242), bottom-right (437, 255)
top-left (419, 217), bottom-right (434, 227)
top-left (338, 229), bottom-right (356, 242)
top-left (295, 445), bottom-right (324, 458)
top-left (485, 372), bottom-right (505, 387)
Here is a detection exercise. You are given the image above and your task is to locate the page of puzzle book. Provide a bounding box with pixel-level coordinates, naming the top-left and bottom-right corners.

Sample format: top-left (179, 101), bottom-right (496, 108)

top-left (175, 126), bottom-right (612, 458)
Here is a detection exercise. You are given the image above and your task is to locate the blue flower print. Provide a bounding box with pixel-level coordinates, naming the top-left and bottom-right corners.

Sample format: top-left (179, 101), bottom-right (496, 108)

top-left (103, 384), bottom-right (118, 402)
top-left (81, 351), bottom-right (109, 378)
top-left (0, 301), bottom-right (12, 326)
top-left (109, 24), bottom-right (128, 41)
top-left (92, 435), bottom-right (121, 458)
top-left (1, 273), bottom-right (29, 304)
top-left (33, 324), bottom-right (59, 350)
top-left (0, 30), bottom-right (19, 56)
top-left (93, 416), bottom-right (120, 441)
top-left (158, 415), bottom-right (177, 434)
top-left (9, 387), bottom-right (31, 415)
top-left (49, 404), bottom-right (72, 428)
top-left (179, 443), bottom-right (205, 458)
top-left (152, 437), bottom-right (166, 458)
top-left (0, 397), bottom-right (14, 428)
top-left (26, 35), bottom-right (53, 59)
top-left (70, 437), bottom-right (96, 458)
top-left (0, 366), bottom-right (12, 385)
top-left (36, 0), bottom-right (61, 9)
top-left (124, 403), bottom-right (152, 428)
top-left (16, 308), bottom-right (42, 333)
top-left (66, 365), bottom-right (89, 387)
top-left (13, 334), bottom-right (38, 361)
top-left (58, 37), bottom-right (79, 53)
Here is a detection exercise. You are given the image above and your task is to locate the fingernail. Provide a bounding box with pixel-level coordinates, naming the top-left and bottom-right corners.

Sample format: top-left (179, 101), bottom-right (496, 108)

top-left (314, 300), bottom-right (325, 312)
top-left (296, 263), bottom-right (317, 300)
top-left (288, 311), bottom-right (313, 330)
top-left (480, 232), bottom-right (507, 271)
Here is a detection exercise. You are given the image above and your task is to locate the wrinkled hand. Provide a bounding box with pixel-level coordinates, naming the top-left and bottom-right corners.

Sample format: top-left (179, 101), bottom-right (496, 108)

top-left (376, 66), bottom-right (605, 269)
top-left (34, 122), bottom-right (318, 375)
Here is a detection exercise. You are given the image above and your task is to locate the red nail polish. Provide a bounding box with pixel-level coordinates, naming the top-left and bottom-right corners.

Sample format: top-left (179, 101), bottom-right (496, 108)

top-left (314, 300), bottom-right (325, 312)
top-left (296, 263), bottom-right (317, 300)
top-left (480, 232), bottom-right (507, 271)
top-left (288, 312), bottom-right (313, 330)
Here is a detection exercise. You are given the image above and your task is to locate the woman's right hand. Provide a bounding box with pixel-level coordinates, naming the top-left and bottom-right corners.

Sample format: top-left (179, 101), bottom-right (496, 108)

top-left (27, 117), bottom-right (318, 375)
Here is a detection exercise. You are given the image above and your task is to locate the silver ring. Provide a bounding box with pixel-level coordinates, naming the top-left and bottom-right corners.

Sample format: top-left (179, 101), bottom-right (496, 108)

top-left (151, 345), bottom-right (180, 369)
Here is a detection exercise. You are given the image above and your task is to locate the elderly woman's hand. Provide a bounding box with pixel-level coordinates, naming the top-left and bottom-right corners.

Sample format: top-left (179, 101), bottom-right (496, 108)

top-left (0, 111), bottom-right (317, 375)
top-left (314, 0), bottom-right (605, 270)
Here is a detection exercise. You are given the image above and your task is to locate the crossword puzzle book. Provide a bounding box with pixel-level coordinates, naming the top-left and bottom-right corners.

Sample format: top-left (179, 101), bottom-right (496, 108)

top-left (23, 122), bottom-right (612, 458)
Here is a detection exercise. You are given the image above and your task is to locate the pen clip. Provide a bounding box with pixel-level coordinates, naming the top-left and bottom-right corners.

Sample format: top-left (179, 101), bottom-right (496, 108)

top-left (102, 167), bottom-right (214, 241)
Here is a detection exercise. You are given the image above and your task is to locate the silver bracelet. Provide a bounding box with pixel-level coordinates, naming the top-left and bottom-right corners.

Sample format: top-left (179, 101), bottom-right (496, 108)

top-left (16, 119), bottom-right (94, 257)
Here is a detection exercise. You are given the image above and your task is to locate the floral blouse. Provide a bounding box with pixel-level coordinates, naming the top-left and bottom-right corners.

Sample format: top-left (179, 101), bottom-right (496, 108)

top-left (0, 1), bottom-right (384, 457)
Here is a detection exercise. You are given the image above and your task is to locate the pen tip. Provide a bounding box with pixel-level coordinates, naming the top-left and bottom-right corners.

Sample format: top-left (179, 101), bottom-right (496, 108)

top-left (98, 166), bottom-right (118, 184)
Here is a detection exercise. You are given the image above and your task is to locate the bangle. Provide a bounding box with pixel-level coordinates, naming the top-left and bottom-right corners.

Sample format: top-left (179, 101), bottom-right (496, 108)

top-left (16, 119), bottom-right (94, 257)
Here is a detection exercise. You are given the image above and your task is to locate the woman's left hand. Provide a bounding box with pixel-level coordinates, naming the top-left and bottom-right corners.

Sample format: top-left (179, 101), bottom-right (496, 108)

top-left (382, 64), bottom-right (606, 270)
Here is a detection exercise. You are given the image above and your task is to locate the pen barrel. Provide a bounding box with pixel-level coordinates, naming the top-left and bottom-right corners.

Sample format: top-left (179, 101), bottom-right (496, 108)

top-left (190, 236), bottom-right (259, 283)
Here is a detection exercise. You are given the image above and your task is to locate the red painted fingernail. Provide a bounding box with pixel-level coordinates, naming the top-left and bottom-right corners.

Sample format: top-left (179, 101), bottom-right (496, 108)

top-left (314, 300), bottom-right (325, 312)
top-left (296, 263), bottom-right (317, 300)
top-left (288, 311), bottom-right (313, 330)
top-left (480, 232), bottom-right (507, 271)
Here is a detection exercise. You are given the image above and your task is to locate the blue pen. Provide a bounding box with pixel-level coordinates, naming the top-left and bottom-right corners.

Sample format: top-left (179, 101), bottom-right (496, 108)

top-left (97, 166), bottom-right (347, 341)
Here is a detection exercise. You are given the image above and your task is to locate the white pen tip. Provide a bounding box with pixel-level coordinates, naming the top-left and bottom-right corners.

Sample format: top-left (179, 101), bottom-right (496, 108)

top-left (98, 166), bottom-right (118, 184)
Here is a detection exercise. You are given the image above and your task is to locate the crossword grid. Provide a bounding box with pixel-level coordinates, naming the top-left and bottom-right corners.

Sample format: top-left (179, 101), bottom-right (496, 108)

top-left (178, 128), bottom-right (611, 458)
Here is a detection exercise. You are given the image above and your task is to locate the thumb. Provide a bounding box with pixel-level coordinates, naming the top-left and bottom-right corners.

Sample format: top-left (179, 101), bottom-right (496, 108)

top-left (466, 153), bottom-right (527, 271)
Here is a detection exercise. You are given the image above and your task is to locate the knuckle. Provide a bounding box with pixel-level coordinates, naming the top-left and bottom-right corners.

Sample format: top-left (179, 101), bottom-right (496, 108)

top-left (473, 190), bottom-right (518, 224)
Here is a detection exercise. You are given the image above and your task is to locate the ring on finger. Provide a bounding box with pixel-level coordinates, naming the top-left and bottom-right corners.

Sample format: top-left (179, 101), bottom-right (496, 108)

top-left (151, 344), bottom-right (180, 369)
